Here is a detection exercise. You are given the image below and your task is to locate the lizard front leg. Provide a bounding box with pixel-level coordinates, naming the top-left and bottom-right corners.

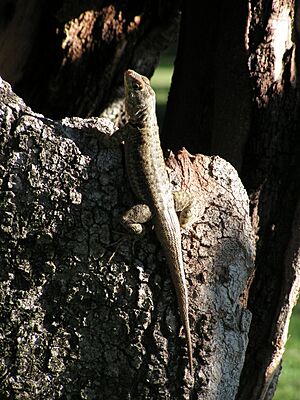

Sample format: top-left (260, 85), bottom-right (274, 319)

top-left (121, 204), bottom-right (152, 235)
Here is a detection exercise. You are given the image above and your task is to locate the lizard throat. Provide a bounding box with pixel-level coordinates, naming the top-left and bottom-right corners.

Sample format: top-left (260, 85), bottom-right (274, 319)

top-left (127, 106), bottom-right (155, 127)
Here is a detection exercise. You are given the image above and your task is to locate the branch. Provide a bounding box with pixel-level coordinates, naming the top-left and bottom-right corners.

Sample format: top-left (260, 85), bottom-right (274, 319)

top-left (0, 78), bottom-right (254, 399)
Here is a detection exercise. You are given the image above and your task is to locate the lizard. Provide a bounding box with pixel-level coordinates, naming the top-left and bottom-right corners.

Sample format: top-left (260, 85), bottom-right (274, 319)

top-left (113, 69), bottom-right (196, 373)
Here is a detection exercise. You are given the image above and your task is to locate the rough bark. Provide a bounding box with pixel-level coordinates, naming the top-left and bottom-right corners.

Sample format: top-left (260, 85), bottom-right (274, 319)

top-left (238, 2), bottom-right (300, 399)
top-left (2, 0), bottom-right (299, 398)
top-left (0, 79), bottom-right (255, 399)
top-left (0, 0), bottom-right (180, 121)
top-left (163, 1), bottom-right (300, 399)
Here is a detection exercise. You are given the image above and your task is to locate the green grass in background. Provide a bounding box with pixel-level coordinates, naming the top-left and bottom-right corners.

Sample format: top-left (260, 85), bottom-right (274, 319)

top-left (151, 48), bottom-right (300, 399)
top-left (151, 66), bottom-right (172, 105)
top-left (150, 46), bottom-right (176, 126)
top-left (274, 301), bottom-right (300, 400)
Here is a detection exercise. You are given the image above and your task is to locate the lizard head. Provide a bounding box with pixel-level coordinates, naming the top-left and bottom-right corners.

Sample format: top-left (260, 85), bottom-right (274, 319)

top-left (124, 69), bottom-right (155, 121)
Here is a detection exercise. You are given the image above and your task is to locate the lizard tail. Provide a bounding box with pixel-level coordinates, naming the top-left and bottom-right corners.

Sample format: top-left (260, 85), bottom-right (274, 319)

top-left (176, 278), bottom-right (193, 374)
top-left (165, 249), bottom-right (193, 374)
top-left (154, 213), bottom-right (193, 373)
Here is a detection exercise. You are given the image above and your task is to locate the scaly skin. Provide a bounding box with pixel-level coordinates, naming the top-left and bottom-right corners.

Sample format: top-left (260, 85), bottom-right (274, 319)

top-left (122, 69), bottom-right (193, 372)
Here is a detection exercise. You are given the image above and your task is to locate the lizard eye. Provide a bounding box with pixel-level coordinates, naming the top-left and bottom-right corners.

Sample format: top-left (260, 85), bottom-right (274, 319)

top-left (132, 82), bottom-right (142, 91)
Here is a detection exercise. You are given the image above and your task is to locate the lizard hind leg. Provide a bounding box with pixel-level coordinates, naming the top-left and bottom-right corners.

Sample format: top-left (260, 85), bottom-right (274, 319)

top-left (173, 191), bottom-right (199, 229)
top-left (121, 204), bottom-right (152, 235)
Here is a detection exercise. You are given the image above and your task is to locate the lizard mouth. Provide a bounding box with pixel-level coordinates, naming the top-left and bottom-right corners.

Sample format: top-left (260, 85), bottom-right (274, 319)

top-left (125, 69), bottom-right (139, 79)
top-left (124, 69), bottom-right (145, 93)
top-left (124, 69), bottom-right (145, 87)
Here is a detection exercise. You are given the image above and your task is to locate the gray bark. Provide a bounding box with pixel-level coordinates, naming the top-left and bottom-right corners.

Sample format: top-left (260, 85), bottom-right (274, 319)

top-left (160, 1), bottom-right (300, 397)
top-left (0, 78), bottom-right (255, 399)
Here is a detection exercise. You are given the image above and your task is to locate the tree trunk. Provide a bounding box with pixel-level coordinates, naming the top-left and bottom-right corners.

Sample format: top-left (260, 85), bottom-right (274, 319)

top-left (1, 0), bottom-right (299, 398)
top-left (162, 1), bottom-right (251, 171)
top-left (0, 0), bottom-right (180, 121)
top-left (0, 79), bottom-right (254, 399)
top-left (164, 1), bottom-right (300, 399)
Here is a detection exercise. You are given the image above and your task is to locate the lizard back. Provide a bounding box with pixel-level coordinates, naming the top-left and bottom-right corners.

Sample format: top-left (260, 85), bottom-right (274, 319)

top-left (123, 69), bottom-right (193, 372)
